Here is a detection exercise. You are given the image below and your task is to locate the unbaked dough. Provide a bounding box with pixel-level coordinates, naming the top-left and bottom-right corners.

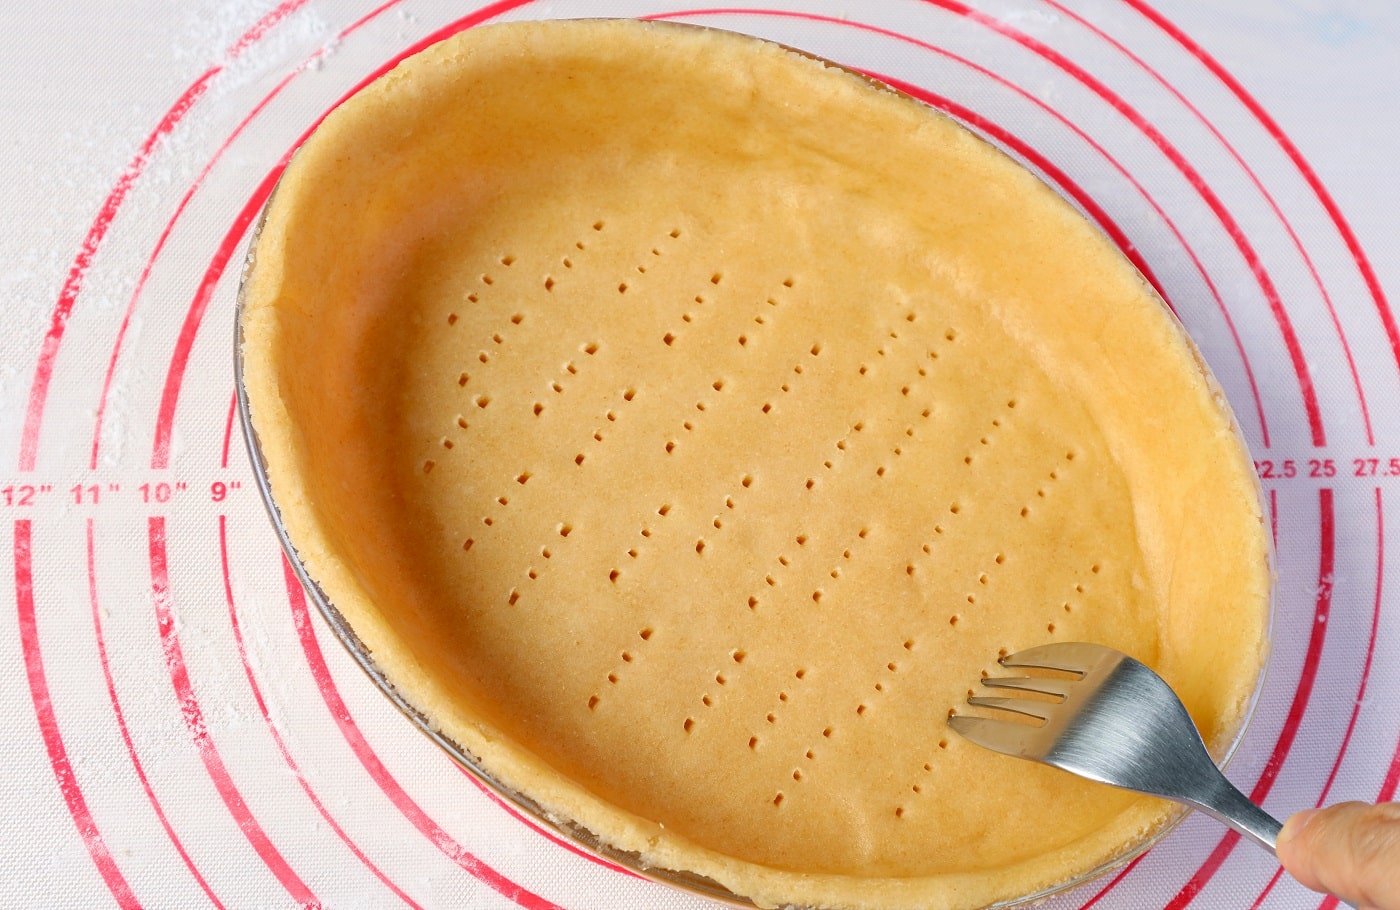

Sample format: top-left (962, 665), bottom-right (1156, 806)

top-left (241, 19), bottom-right (1270, 910)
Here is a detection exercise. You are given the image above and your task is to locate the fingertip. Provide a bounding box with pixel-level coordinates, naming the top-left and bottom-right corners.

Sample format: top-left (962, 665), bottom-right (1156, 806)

top-left (1277, 807), bottom-right (1324, 889)
top-left (1279, 808), bottom-right (1321, 852)
top-left (1277, 802), bottom-right (1400, 904)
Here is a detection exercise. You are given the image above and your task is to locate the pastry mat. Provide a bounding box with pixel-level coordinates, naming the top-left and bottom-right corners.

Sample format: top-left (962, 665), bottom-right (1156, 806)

top-left (1, 1), bottom-right (1397, 907)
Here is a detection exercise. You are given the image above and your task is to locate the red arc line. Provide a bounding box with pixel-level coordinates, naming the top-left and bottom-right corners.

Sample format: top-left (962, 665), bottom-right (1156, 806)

top-left (93, 68), bottom-right (299, 470)
top-left (1378, 745), bottom-right (1400, 819)
top-left (1250, 485), bottom-right (1384, 909)
top-left (1124, 0), bottom-right (1400, 380)
top-left (1043, 0), bottom-right (1373, 444)
top-left (98, 0), bottom-right (412, 469)
top-left (151, 0), bottom-right (535, 468)
top-left (20, 0), bottom-right (312, 472)
top-left (18, 67), bottom-right (219, 472)
top-left (148, 516), bottom-right (321, 908)
top-left (218, 516), bottom-right (423, 909)
top-left (14, 519), bottom-right (142, 909)
top-left (1163, 487), bottom-right (1336, 910)
top-left (152, 167), bottom-right (282, 468)
top-left (916, 0), bottom-right (1324, 445)
top-left (227, 0), bottom-right (313, 59)
top-left (221, 392), bottom-right (239, 470)
top-left (88, 518), bottom-right (226, 908)
top-left (1316, 730), bottom-right (1400, 910)
top-left (279, 557), bottom-right (563, 910)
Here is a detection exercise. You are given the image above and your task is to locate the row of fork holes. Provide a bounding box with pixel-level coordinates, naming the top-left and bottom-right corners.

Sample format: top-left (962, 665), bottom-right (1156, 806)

top-left (586, 627), bottom-right (656, 710)
top-left (500, 223), bottom-right (681, 293)
top-left (673, 275), bottom-right (793, 344)
top-left (689, 663), bottom-right (809, 750)
top-left (743, 646), bottom-right (944, 813)
top-left (756, 527), bottom-right (867, 609)
top-left (730, 570), bottom-right (1092, 813)
top-left (447, 276), bottom-right (811, 463)
top-left (454, 285), bottom-right (930, 436)
top-left (458, 323), bottom-right (1077, 754)
top-left (597, 639), bottom-right (956, 814)
top-left (454, 217), bottom-right (659, 396)
top-left (468, 453), bottom-right (1081, 623)
top-left (616, 476), bottom-right (753, 580)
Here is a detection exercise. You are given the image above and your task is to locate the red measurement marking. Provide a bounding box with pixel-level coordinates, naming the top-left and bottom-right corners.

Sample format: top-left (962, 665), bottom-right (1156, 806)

top-left (71, 484), bottom-right (104, 505)
top-left (2, 484), bottom-right (51, 507)
top-left (1255, 459), bottom-right (1298, 480)
top-left (1254, 458), bottom-right (1400, 481)
top-left (140, 482), bottom-right (172, 504)
top-left (1353, 457), bottom-right (1400, 478)
top-left (211, 481), bottom-right (234, 502)
top-left (138, 481), bottom-right (188, 503)
top-left (15, 519), bottom-right (141, 908)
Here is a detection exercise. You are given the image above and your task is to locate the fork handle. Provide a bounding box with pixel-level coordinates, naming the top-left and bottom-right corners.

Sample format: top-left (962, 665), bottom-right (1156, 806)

top-left (1185, 775), bottom-right (1282, 854)
top-left (1186, 782), bottom-right (1365, 909)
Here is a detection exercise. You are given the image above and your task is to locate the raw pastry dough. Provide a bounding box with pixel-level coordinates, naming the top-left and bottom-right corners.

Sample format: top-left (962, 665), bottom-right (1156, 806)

top-left (241, 19), bottom-right (1269, 910)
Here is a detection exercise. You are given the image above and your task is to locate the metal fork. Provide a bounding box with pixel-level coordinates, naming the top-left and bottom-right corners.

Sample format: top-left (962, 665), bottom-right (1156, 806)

top-left (948, 642), bottom-right (1281, 852)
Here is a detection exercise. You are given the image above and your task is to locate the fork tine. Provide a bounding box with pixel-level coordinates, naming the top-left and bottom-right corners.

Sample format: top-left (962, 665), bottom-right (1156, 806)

top-left (999, 642), bottom-right (1101, 674)
top-left (947, 714), bottom-right (1038, 756)
top-left (982, 676), bottom-right (1074, 699)
top-left (966, 695), bottom-right (1052, 721)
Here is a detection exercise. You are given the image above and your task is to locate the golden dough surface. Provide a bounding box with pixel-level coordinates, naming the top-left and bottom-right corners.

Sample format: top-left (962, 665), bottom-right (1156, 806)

top-left (241, 19), bottom-right (1270, 910)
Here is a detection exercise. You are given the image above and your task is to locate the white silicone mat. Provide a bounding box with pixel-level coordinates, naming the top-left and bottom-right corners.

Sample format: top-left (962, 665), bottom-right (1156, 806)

top-left (2, 2), bottom-right (1398, 907)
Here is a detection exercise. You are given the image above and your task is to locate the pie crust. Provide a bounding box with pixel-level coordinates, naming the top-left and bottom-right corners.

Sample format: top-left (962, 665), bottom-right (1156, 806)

top-left (240, 19), bottom-right (1270, 910)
